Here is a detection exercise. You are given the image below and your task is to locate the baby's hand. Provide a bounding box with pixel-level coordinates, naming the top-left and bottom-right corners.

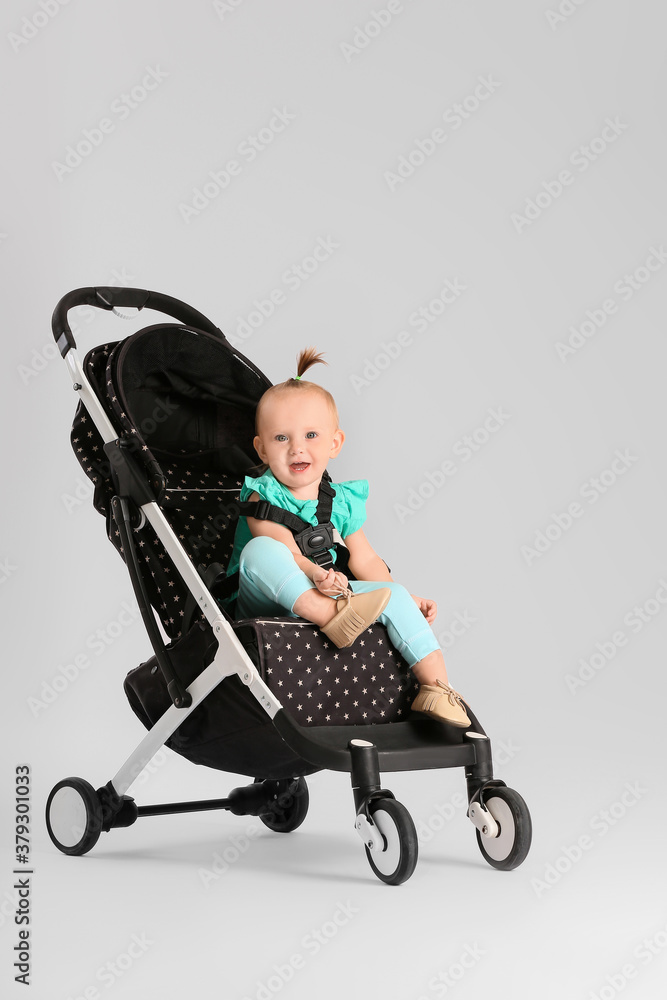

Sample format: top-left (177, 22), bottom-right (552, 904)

top-left (313, 566), bottom-right (349, 596)
top-left (412, 594), bottom-right (437, 624)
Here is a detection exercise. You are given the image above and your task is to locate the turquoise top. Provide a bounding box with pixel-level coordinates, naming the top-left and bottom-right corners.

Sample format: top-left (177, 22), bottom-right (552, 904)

top-left (226, 469), bottom-right (369, 586)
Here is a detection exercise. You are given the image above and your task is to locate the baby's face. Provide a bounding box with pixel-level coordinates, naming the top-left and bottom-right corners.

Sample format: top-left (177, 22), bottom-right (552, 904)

top-left (254, 391), bottom-right (344, 496)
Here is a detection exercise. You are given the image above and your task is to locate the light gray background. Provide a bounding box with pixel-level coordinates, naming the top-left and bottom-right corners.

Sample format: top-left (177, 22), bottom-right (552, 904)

top-left (2, 1), bottom-right (666, 997)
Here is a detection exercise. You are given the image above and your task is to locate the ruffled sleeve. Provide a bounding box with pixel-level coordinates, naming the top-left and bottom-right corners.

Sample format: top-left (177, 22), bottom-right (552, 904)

top-left (240, 471), bottom-right (279, 504)
top-left (334, 479), bottom-right (369, 537)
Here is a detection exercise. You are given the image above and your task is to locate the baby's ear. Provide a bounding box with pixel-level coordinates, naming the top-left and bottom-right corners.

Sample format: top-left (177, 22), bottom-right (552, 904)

top-left (330, 428), bottom-right (345, 456)
top-left (253, 434), bottom-right (265, 459)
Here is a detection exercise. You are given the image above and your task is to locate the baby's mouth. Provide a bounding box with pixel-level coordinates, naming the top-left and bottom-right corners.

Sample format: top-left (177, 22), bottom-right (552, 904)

top-left (290, 462), bottom-right (310, 472)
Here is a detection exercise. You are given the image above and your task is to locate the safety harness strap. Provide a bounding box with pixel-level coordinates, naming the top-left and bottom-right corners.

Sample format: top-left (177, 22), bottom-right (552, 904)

top-left (238, 498), bottom-right (305, 536)
top-left (237, 470), bottom-right (338, 569)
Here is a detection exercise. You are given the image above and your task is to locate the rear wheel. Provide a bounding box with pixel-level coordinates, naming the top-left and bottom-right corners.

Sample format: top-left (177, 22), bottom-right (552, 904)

top-left (255, 777), bottom-right (309, 833)
top-left (46, 778), bottom-right (103, 856)
top-left (364, 798), bottom-right (418, 886)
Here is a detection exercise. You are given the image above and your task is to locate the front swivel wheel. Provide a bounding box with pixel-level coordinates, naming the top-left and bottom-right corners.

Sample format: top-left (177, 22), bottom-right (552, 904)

top-left (364, 798), bottom-right (418, 886)
top-left (475, 786), bottom-right (532, 870)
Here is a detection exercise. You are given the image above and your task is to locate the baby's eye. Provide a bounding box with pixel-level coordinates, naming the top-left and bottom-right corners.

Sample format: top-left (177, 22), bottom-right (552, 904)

top-left (275, 434), bottom-right (288, 442)
top-left (306, 431), bottom-right (318, 439)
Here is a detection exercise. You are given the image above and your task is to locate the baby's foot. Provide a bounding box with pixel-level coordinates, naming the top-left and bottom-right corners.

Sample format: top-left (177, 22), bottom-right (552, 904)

top-left (321, 588), bottom-right (391, 648)
top-left (411, 679), bottom-right (471, 727)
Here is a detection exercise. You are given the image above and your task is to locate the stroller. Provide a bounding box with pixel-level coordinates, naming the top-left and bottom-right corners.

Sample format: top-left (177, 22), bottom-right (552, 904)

top-left (45, 286), bottom-right (532, 885)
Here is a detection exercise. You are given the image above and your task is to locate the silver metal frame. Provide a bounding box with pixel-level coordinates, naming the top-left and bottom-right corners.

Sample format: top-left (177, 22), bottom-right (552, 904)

top-left (64, 346), bottom-right (284, 797)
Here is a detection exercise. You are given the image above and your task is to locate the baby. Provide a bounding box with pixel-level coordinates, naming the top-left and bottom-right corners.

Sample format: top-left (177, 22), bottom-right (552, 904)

top-left (225, 348), bottom-right (470, 727)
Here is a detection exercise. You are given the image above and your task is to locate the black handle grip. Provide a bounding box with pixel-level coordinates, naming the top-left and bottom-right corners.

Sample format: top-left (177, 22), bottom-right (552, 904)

top-left (51, 286), bottom-right (224, 357)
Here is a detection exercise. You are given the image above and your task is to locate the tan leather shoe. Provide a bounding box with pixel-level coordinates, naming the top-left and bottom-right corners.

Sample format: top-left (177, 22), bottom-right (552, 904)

top-left (411, 679), bottom-right (471, 727)
top-left (321, 588), bottom-right (391, 648)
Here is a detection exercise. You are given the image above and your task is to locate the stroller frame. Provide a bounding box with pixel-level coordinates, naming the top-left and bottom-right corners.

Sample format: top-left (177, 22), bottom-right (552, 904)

top-left (45, 287), bottom-right (531, 885)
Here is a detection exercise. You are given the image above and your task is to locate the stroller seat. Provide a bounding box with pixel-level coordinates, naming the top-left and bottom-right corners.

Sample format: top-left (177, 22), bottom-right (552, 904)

top-left (46, 286), bottom-right (532, 885)
top-left (74, 321), bottom-right (421, 726)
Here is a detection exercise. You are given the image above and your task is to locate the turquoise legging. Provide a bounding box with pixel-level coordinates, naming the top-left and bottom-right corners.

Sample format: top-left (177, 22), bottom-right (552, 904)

top-left (235, 536), bottom-right (440, 669)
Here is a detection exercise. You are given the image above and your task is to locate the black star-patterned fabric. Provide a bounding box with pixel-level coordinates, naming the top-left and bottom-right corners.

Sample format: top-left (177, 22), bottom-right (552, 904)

top-left (234, 617), bottom-right (418, 726)
top-left (124, 615), bottom-right (417, 781)
top-left (71, 327), bottom-right (269, 640)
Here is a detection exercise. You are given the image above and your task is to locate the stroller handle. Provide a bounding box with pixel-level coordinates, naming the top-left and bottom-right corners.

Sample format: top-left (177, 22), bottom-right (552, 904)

top-left (52, 286), bottom-right (224, 357)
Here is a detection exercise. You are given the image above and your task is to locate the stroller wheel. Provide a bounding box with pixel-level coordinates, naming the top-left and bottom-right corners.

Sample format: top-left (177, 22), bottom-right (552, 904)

top-left (254, 777), bottom-right (309, 833)
top-left (45, 778), bottom-right (103, 856)
top-left (364, 798), bottom-right (418, 886)
top-left (475, 786), bottom-right (532, 871)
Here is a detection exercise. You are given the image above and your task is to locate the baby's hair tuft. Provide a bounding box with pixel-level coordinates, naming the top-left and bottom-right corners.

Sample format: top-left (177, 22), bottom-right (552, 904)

top-left (293, 347), bottom-right (328, 381)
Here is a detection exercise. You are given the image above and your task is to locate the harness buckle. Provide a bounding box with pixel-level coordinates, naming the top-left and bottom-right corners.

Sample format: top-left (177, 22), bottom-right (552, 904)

top-left (294, 521), bottom-right (335, 560)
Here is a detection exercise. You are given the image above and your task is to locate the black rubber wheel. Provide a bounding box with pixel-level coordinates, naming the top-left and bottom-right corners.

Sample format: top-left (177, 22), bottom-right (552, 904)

top-left (475, 786), bottom-right (532, 870)
top-left (364, 798), bottom-right (418, 886)
top-left (255, 777), bottom-right (309, 833)
top-left (45, 778), bottom-right (103, 856)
